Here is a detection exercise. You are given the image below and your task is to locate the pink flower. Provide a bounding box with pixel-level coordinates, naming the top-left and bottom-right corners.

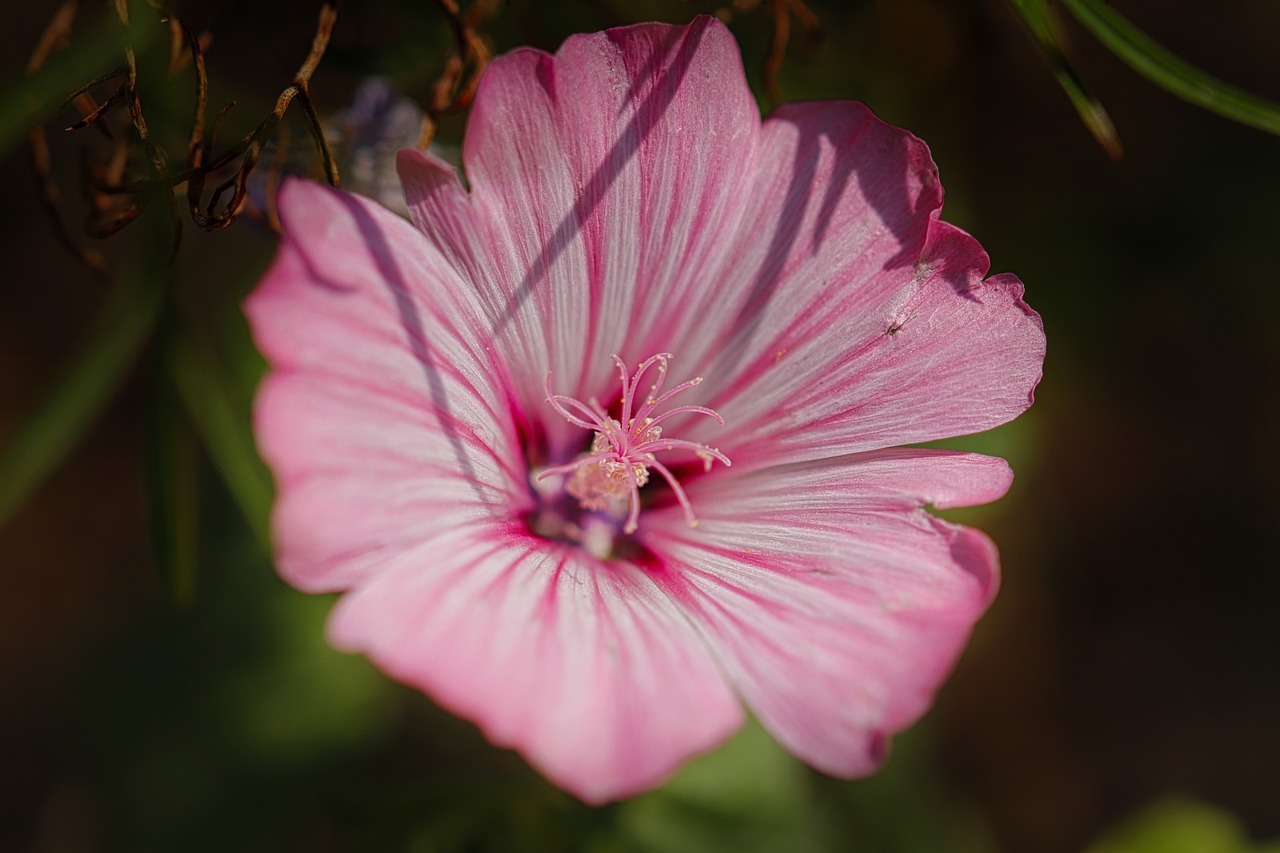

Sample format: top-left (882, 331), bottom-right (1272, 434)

top-left (245, 17), bottom-right (1045, 803)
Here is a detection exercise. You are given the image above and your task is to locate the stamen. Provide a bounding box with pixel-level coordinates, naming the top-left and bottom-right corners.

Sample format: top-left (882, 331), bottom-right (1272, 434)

top-left (540, 353), bottom-right (730, 534)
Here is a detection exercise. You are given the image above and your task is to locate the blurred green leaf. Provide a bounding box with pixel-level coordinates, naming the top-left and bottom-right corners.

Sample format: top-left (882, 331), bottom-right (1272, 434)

top-left (145, 384), bottom-right (200, 605)
top-left (1006, 0), bottom-right (1123, 159)
top-left (147, 304), bottom-right (201, 605)
top-left (1061, 0), bottom-right (1280, 136)
top-left (169, 332), bottom-right (273, 550)
top-left (1005, 0), bottom-right (1063, 48)
top-left (1084, 797), bottom-right (1280, 853)
top-left (0, 253), bottom-right (165, 531)
top-left (612, 720), bottom-right (832, 853)
top-left (610, 721), bottom-right (992, 853)
top-left (220, 593), bottom-right (396, 763)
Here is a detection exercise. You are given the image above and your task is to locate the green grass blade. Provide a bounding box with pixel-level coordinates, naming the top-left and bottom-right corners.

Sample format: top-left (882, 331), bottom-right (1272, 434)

top-left (0, 269), bottom-right (164, 530)
top-left (1006, 0), bottom-right (1123, 159)
top-left (145, 339), bottom-right (201, 605)
top-left (169, 334), bottom-right (273, 550)
top-left (1062, 0), bottom-right (1280, 135)
top-left (1006, 0), bottom-right (1061, 46)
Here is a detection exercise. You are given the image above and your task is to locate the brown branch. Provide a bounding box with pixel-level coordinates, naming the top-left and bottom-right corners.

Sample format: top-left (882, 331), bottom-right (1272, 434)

top-left (295, 86), bottom-right (338, 187)
top-left (27, 0), bottom-right (78, 72)
top-left (27, 0), bottom-right (111, 283)
top-left (80, 119), bottom-right (144, 239)
top-left (728, 0), bottom-right (822, 107)
top-left (33, 0), bottom-right (342, 266)
top-left (180, 17), bottom-right (212, 227)
top-left (114, 0), bottom-right (182, 261)
top-left (421, 0), bottom-right (491, 147)
top-left (64, 65), bottom-right (129, 103)
top-left (788, 0), bottom-right (821, 34)
top-left (180, 21), bottom-right (208, 160)
top-left (62, 66), bottom-right (129, 140)
top-left (65, 82), bottom-right (130, 131)
top-left (262, 121), bottom-right (291, 234)
top-left (764, 0), bottom-right (791, 105)
top-left (187, 4), bottom-right (339, 230)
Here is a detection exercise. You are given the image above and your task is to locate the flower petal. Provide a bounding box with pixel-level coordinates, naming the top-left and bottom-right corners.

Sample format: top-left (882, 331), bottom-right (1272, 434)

top-left (397, 17), bottom-right (763, 453)
top-left (639, 449), bottom-right (1008, 776)
top-left (679, 102), bottom-right (1044, 468)
top-left (327, 523), bottom-right (744, 804)
top-left (245, 181), bottom-right (530, 592)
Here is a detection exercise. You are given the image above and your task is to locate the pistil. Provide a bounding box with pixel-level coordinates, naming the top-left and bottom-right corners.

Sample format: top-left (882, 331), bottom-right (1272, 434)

top-left (540, 353), bottom-right (730, 534)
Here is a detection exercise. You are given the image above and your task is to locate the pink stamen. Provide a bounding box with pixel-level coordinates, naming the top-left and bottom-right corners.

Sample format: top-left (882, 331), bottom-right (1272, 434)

top-left (539, 353), bottom-right (730, 534)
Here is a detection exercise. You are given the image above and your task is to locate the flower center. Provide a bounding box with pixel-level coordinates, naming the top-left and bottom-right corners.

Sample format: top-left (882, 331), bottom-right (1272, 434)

top-left (538, 353), bottom-right (730, 536)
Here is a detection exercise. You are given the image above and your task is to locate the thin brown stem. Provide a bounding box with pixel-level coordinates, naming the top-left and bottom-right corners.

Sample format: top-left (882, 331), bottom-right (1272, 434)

top-left (190, 4), bottom-right (339, 230)
top-left (65, 82), bottom-right (130, 131)
top-left (421, 0), bottom-right (491, 147)
top-left (34, 1), bottom-right (342, 260)
top-left (27, 0), bottom-right (112, 282)
top-left (115, 0), bottom-right (182, 260)
top-left (764, 0), bottom-right (791, 105)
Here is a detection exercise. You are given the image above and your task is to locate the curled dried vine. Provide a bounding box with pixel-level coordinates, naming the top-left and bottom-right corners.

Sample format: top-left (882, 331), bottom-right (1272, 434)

top-left (765, 0), bottom-right (816, 104)
top-left (187, 4), bottom-right (340, 231)
top-left (28, 0), bottom-right (112, 283)
top-left (719, 0), bottom-right (822, 105)
top-left (420, 0), bottom-right (492, 147)
top-left (114, 0), bottom-right (183, 260)
top-left (30, 2), bottom-right (342, 274)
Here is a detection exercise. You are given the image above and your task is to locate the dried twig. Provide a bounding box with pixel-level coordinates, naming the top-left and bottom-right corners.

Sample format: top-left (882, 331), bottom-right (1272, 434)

top-left (27, 0), bottom-right (112, 283)
top-left (115, 0), bottom-right (181, 259)
top-left (33, 1), bottom-right (342, 276)
top-left (763, 0), bottom-right (822, 105)
top-left (165, 17), bottom-right (212, 78)
top-left (65, 82), bottom-right (129, 132)
top-left (262, 122), bottom-right (291, 234)
top-left (421, 0), bottom-right (491, 147)
top-left (720, 0), bottom-right (822, 105)
top-left (187, 4), bottom-right (340, 230)
top-left (764, 0), bottom-right (791, 104)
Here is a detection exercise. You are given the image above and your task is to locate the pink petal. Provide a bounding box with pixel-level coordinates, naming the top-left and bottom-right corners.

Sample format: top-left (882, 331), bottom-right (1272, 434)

top-left (397, 18), bottom-right (763, 454)
top-left (327, 523), bottom-right (744, 804)
top-left (677, 102), bottom-right (1045, 468)
top-left (402, 18), bottom-right (1042, 468)
top-left (245, 181), bottom-right (530, 592)
top-left (638, 449), bottom-right (1008, 776)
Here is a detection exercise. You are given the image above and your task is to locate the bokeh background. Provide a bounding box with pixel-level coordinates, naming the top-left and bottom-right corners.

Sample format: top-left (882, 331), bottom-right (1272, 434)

top-left (2, 1), bottom-right (1277, 851)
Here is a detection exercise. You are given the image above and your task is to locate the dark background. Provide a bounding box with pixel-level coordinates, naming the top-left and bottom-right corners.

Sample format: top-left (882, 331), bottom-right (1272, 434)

top-left (1, 2), bottom-right (1276, 851)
